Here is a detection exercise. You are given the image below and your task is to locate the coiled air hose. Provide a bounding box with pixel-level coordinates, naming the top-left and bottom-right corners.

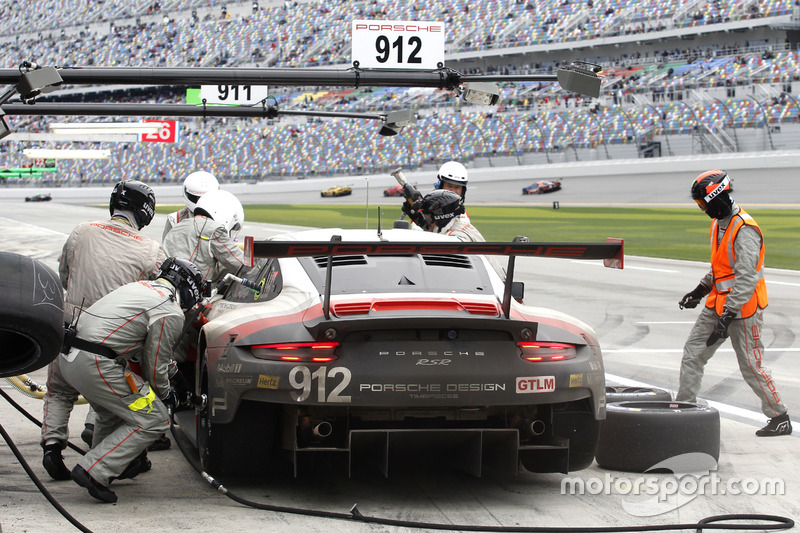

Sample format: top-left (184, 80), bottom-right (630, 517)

top-left (4, 373), bottom-right (88, 404)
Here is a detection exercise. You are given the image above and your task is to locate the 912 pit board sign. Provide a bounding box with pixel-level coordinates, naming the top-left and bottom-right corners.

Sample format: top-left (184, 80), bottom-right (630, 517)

top-left (352, 19), bottom-right (445, 70)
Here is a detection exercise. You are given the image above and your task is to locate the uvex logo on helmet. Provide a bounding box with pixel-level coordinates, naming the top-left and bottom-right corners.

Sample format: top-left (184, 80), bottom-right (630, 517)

top-left (703, 176), bottom-right (730, 203)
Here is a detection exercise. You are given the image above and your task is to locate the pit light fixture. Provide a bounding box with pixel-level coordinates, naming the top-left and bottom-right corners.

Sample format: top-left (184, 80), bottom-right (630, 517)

top-left (48, 122), bottom-right (162, 135)
top-left (23, 148), bottom-right (111, 160)
top-left (379, 109), bottom-right (417, 136)
top-left (462, 82), bottom-right (500, 106)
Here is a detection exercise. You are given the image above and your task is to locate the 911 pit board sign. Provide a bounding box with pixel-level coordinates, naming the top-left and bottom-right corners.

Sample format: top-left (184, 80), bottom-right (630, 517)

top-left (198, 84), bottom-right (270, 106)
top-left (352, 19), bottom-right (445, 70)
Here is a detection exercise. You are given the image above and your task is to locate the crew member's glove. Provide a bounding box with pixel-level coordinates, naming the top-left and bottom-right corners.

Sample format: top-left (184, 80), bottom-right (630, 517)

top-left (402, 199), bottom-right (428, 229)
top-left (161, 387), bottom-right (180, 412)
top-left (706, 309), bottom-right (736, 346)
top-left (679, 283), bottom-right (710, 310)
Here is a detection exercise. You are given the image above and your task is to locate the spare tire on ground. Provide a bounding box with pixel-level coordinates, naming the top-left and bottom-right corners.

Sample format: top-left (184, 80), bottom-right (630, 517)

top-left (605, 386), bottom-right (672, 404)
top-left (0, 252), bottom-right (64, 378)
top-left (596, 400), bottom-right (720, 473)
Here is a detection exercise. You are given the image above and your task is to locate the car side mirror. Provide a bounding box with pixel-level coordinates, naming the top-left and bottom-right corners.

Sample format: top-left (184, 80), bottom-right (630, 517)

top-left (511, 281), bottom-right (524, 301)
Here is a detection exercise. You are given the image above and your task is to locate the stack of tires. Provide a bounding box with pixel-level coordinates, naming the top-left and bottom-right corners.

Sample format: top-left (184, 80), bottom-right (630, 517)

top-left (596, 386), bottom-right (720, 472)
top-left (0, 252), bottom-right (64, 378)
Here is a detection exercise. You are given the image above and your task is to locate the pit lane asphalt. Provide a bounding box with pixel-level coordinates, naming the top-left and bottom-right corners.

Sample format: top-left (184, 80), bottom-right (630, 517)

top-left (0, 193), bottom-right (798, 533)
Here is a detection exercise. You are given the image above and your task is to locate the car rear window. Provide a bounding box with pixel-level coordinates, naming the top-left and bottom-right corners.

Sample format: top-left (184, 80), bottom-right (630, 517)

top-left (299, 254), bottom-right (494, 295)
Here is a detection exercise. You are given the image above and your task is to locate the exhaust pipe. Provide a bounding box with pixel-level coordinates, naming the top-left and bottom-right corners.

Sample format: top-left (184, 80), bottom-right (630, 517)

top-left (530, 419), bottom-right (546, 436)
top-left (312, 421), bottom-right (333, 439)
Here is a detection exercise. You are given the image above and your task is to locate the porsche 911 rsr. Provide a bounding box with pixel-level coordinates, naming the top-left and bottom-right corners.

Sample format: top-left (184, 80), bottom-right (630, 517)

top-left (182, 229), bottom-right (623, 479)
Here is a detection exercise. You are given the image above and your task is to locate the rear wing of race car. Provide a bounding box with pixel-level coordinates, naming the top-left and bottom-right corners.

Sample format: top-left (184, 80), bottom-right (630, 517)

top-left (243, 236), bottom-right (624, 319)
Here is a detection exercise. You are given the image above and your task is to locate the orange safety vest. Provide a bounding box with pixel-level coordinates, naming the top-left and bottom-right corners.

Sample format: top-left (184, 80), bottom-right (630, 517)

top-left (705, 208), bottom-right (768, 318)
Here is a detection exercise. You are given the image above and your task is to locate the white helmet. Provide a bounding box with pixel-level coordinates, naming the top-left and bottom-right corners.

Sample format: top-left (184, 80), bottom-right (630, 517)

top-left (195, 189), bottom-right (245, 237)
top-left (183, 171), bottom-right (219, 212)
top-left (435, 161), bottom-right (468, 197)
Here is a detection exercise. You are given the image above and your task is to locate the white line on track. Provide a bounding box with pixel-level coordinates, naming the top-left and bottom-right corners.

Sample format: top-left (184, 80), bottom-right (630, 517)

top-left (605, 348), bottom-right (800, 353)
top-left (768, 280), bottom-right (800, 287)
top-left (634, 321), bottom-right (697, 325)
top-left (570, 261), bottom-right (679, 273)
top-left (0, 216), bottom-right (68, 236)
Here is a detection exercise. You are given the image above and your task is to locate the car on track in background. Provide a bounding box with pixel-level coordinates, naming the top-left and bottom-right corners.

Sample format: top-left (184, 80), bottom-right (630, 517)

top-left (522, 180), bottom-right (561, 195)
top-left (24, 193), bottom-right (52, 202)
top-left (320, 185), bottom-right (352, 197)
top-left (180, 228), bottom-right (624, 479)
top-left (383, 184), bottom-right (404, 197)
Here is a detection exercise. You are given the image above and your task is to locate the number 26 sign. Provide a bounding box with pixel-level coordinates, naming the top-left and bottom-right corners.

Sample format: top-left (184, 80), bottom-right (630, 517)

top-left (351, 20), bottom-right (445, 70)
top-left (140, 120), bottom-right (179, 143)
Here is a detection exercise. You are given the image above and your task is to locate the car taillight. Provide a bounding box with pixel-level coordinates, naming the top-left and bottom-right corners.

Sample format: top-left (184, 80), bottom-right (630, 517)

top-left (518, 341), bottom-right (576, 362)
top-left (251, 342), bottom-right (340, 362)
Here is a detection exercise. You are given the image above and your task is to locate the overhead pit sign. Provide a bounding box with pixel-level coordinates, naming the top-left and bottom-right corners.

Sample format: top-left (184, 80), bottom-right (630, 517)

top-left (352, 19), bottom-right (445, 70)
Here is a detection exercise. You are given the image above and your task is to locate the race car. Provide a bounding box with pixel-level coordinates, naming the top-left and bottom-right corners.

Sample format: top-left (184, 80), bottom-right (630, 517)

top-left (179, 228), bottom-right (623, 479)
top-left (320, 185), bottom-right (352, 197)
top-left (383, 184), bottom-right (404, 197)
top-left (522, 180), bottom-right (561, 195)
top-left (24, 193), bottom-right (52, 202)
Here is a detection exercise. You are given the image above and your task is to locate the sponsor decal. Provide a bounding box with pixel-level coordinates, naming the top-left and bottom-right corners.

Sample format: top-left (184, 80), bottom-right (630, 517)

top-left (225, 377), bottom-right (253, 386)
top-left (257, 375), bottom-right (280, 389)
top-left (217, 363), bottom-right (242, 374)
top-left (569, 374), bottom-right (584, 387)
top-left (516, 376), bottom-right (556, 394)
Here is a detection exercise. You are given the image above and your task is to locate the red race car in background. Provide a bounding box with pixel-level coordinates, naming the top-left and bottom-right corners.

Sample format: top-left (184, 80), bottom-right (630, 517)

top-left (383, 184), bottom-right (403, 197)
top-left (522, 180), bottom-right (561, 195)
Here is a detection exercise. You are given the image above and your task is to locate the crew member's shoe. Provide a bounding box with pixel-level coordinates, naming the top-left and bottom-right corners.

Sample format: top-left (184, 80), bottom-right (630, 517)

top-left (147, 434), bottom-right (171, 451)
top-left (71, 465), bottom-right (118, 503)
top-left (81, 423), bottom-right (94, 448)
top-left (115, 451), bottom-right (152, 480)
top-left (756, 413), bottom-right (792, 437)
top-left (42, 444), bottom-right (72, 481)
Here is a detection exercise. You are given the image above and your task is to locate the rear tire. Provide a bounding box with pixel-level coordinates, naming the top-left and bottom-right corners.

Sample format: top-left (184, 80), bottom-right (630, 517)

top-left (198, 397), bottom-right (278, 478)
top-left (605, 386), bottom-right (672, 404)
top-left (596, 401), bottom-right (720, 472)
top-left (197, 361), bottom-right (279, 478)
top-left (0, 252), bottom-right (63, 378)
top-left (553, 398), bottom-right (601, 471)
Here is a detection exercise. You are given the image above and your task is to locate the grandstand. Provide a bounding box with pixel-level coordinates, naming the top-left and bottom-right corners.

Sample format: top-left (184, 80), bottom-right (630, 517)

top-left (1, 0), bottom-right (800, 185)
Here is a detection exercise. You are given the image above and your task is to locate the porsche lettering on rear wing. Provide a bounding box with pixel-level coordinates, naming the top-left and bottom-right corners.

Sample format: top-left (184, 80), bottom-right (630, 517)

top-left (244, 237), bottom-right (624, 267)
top-left (243, 236), bottom-right (623, 320)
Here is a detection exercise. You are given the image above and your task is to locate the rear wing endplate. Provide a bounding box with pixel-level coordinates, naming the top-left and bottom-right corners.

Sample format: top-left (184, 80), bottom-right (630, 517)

top-left (243, 236), bottom-right (624, 319)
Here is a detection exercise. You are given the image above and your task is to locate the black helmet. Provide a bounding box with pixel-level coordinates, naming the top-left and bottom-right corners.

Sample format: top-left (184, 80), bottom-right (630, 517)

top-left (158, 257), bottom-right (206, 310)
top-left (109, 180), bottom-right (156, 228)
top-left (691, 170), bottom-right (733, 220)
top-left (421, 189), bottom-right (465, 229)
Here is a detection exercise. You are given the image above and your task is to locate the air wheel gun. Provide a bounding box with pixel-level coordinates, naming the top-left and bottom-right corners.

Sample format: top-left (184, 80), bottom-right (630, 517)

top-left (391, 168), bottom-right (426, 227)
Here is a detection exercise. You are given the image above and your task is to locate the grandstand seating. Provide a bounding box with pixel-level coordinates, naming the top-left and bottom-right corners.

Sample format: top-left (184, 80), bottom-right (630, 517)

top-left (1, 0), bottom-right (799, 183)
